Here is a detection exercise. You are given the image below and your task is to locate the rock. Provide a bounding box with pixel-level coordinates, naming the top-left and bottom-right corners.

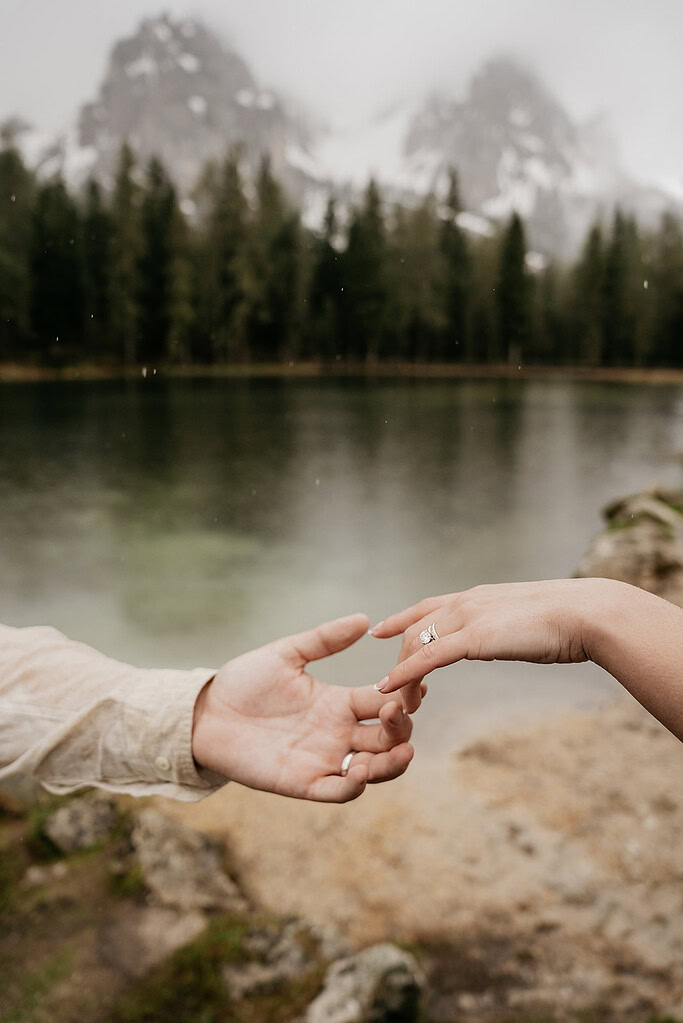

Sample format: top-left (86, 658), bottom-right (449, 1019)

top-left (130, 807), bottom-right (247, 914)
top-left (43, 792), bottom-right (119, 853)
top-left (305, 943), bottom-right (425, 1023)
top-left (308, 922), bottom-right (353, 962)
top-left (98, 906), bottom-right (206, 978)
top-left (22, 861), bottom-right (69, 887)
top-left (575, 487), bottom-right (683, 606)
top-left (223, 919), bottom-right (316, 999)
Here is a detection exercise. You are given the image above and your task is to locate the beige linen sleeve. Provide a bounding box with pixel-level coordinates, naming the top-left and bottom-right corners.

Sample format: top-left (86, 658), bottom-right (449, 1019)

top-left (0, 623), bottom-right (227, 801)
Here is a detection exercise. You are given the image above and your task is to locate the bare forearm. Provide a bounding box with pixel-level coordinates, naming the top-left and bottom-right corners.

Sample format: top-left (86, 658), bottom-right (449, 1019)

top-left (583, 580), bottom-right (683, 740)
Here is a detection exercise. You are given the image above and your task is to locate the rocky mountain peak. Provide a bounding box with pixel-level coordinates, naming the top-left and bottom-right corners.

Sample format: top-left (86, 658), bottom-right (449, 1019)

top-left (31, 12), bottom-right (315, 196)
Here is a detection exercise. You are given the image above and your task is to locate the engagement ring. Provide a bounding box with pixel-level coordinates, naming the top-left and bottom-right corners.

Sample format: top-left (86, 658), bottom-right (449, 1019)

top-left (420, 623), bottom-right (440, 644)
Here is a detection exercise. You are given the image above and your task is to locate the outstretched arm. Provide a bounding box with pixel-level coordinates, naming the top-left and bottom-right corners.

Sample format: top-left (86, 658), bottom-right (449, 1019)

top-left (0, 614), bottom-right (415, 804)
top-left (371, 578), bottom-right (683, 742)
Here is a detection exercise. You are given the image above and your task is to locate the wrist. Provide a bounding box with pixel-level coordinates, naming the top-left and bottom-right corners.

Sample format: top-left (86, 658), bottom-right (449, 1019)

top-left (577, 577), bottom-right (637, 667)
top-left (191, 676), bottom-right (214, 770)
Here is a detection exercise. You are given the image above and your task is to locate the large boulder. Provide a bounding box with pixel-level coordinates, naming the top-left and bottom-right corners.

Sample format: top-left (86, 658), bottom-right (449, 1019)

top-left (305, 943), bottom-right (425, 1023)
top-left (43, 792), bottom-right (119, 853)
top-left (575, 487), bottom-right (683, 606)
top-left (130, 807), bottom-right (247, 914)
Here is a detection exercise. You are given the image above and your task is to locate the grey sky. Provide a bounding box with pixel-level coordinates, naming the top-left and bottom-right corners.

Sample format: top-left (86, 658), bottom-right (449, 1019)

top-left (1, 0), bottom-right (682, 188)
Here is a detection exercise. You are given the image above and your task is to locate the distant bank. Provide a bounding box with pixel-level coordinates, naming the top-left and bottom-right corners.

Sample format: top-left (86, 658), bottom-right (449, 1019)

top-left (3, 362), bottom-right (683, 386)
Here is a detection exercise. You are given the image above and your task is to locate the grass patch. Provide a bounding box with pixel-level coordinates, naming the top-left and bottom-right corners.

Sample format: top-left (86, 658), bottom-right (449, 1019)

top-left (109, 916), bottom-right (248, 1023)
top-left (109, 863), bottom-right (147, 901)
top-left (1, 947), bottom-right (74, 1023)
top-left (108, 915), bottom-right (328, 1023)
top-left (26, 800), bottom-right (64, 861)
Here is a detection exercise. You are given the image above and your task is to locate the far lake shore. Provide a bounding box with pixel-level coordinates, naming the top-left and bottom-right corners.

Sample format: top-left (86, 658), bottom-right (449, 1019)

top-left (3, 360), bottom-right (683, 385)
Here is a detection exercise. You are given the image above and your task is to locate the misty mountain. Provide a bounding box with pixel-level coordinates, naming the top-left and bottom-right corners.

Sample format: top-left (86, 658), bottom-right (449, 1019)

top-left (11, 15), bottom-right (679, 257)
top-left (18, 14), bottom-right (316, 200)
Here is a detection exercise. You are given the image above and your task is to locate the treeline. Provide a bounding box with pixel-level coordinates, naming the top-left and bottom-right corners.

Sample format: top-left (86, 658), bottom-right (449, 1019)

top-left (1, 139), bottom-right (683, 367)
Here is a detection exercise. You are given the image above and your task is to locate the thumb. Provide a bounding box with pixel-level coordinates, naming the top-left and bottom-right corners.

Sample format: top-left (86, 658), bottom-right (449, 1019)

top-left (283, 613), bottom-right (370, 667)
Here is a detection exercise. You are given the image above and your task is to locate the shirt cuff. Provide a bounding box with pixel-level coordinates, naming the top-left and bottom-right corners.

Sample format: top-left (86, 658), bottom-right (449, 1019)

top-left (114, 665), bottom-right (229, 800)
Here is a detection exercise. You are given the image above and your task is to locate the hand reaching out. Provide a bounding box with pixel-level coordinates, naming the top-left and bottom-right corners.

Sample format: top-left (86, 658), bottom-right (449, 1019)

top-left (371, 579), bottom-right (598, 697)
top-left (370, 577), bottom-right (683, 745)
top-left (192, 613), bottom-right (419, 803)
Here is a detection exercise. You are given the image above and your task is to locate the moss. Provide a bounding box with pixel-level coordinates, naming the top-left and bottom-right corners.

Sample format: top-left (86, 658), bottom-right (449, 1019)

top-left (26, 800), bottom-right (66, 862)
top-left (109, 863), bottom-right (147, 901)
top-left (108, 916), bottom-right (248, 1023)
top-left (107, 914), bottom-right (329, 1023)
top-left (0, 843), bottom-right (24, 913)
top-left (1, 946), bottom-right (75, 1023)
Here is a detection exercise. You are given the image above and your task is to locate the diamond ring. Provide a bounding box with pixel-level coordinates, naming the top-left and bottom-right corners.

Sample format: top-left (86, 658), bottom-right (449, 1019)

top-left (419, 623), bottom-right (440, 645)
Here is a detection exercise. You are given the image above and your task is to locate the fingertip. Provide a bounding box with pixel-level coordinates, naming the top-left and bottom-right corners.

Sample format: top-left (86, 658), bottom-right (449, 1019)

top-left (348, 763), bottom-right (368, 795)
top-left (339, 612), bottom-right (370, 634)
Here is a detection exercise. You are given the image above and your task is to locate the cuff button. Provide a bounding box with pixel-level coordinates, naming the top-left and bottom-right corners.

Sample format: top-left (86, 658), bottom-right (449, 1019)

top-left (155, 755), bottom-right (171, 773)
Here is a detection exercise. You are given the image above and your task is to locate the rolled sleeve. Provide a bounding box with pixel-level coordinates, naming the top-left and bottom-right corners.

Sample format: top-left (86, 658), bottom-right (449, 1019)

top-left (0, 624), bottom-right (228, 801)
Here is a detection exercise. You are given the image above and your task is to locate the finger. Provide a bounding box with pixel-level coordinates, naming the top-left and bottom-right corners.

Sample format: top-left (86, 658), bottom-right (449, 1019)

top-left (402, 681), bottom-right (423, 715)
top-left (351, 703), bottom-right (412, 752)
top-left (351, 744), bottom-right (414, 784)
top-left (369, 597), bottom-right (444, 638)
top-left (349, 681), bottom-right (428, 721)
top-left (306, 763), bottom-right (368, 804)
top-left (284, 613), bottom-right (370, 667)
top-left (379, 700), bottom-right (414, 747)
top-left (377, 634), bottom-right (468, 693)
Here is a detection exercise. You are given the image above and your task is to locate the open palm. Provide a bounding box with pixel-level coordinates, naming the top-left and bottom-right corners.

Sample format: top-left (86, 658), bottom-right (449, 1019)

top-left (191, 614), bottom-right (416, 802)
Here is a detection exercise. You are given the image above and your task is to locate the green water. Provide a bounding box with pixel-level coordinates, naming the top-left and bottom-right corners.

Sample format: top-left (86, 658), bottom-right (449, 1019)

top-left (2, 376), bottom-right (682, 748)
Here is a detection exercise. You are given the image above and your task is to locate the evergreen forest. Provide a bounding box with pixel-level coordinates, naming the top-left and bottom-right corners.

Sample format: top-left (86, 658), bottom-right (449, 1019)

top-left (2, 139), bottom-right (682, 369)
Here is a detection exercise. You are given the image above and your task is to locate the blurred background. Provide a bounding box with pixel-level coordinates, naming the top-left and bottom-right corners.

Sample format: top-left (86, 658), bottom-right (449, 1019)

top-left (2, 3), bottom-right (683, 1022)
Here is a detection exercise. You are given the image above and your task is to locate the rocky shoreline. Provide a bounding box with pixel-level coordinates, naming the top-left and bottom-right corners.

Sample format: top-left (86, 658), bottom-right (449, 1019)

top-left (3, 692), bottom-right (683, 1022)
top-left (3, 488), bottom-right (683, 1022)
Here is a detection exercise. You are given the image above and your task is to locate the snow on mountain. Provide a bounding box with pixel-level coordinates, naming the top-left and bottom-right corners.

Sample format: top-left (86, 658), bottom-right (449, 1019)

top-left (309, 57), bottom-right (679, 256)
top-left (8, 20), bottom-right (680, 258)
top-left (17, 13), bottom-right (317, 199)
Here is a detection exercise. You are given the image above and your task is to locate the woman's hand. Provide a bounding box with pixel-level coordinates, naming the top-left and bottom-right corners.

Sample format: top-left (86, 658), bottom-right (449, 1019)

top-left (192, 613), bottom-right (421, 803)
top-left (371, 579), bottom-right (622, 700)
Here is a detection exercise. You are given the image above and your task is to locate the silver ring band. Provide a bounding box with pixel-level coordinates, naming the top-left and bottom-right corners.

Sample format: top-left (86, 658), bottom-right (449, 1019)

top-left (340, 751), bottom-right (357, 776)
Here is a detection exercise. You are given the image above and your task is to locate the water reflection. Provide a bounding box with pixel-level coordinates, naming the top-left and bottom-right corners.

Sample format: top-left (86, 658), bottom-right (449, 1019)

top-left (2, 377), bottom-right (683, 747)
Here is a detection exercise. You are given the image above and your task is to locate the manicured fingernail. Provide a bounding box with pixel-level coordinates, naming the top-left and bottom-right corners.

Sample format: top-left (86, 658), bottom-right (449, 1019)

top-left (369, 621), bottom-right (383, 635)
top-left (374, 676), bottom-right (389, 692)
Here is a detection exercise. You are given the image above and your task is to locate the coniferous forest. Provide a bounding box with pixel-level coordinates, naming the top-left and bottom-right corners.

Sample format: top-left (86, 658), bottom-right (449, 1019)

top-left (2, 138), bottom-right (683, 369)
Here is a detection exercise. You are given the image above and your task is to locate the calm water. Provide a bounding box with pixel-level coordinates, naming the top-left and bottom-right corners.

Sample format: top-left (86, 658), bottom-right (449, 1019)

top-left (2, 376), bottom-right (683, 749)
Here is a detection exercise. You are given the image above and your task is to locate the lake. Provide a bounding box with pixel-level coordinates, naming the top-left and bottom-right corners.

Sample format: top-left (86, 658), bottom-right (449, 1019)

top-left (2, 375), bottom-right (683, 751)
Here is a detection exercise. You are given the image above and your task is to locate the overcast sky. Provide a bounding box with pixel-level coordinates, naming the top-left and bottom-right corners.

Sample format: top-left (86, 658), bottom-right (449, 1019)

top-left (1, 0), bottom-right (682, 188)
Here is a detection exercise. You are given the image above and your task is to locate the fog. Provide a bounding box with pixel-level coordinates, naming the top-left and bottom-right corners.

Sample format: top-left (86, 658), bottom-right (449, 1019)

top-left (1, 0), bottom-right (682, 188)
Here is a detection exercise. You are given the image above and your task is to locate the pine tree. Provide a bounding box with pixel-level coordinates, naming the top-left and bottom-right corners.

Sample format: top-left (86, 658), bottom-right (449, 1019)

top-left (82, 180), bottom-right (113, 356)
top-left (0, 138), bottom-right (34, 356)
top-left (193, 151), bottom-right (248, 363)
top-left (109, 143), bottom-right (142, 365)
top-left (438, 169), bottom-right (471, 360)
top-left (307, 196), bottom-right (343, 361)
top-left (137, 156), bottom-right (187, 364)
top-left (341, 180), bottom-right (388, 361)
top-left (496, 213), bottom-right (530, 364)
top-left (29, 178), bottom-right (84, 359)
top-left (388, 196), bottom-right (445, 361)
top-left (650, 213), bottom-right (683, 366)
top-left (601, 209), bottom-right (636, 366)
top-left (570, 223), bottom-right (604, 365)
top-left (246, 157), bottom-right (303, 362)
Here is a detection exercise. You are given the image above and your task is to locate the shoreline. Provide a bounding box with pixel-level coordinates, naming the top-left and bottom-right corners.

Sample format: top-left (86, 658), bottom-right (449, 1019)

top-left (3, 360), bottom-right (683, 385)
